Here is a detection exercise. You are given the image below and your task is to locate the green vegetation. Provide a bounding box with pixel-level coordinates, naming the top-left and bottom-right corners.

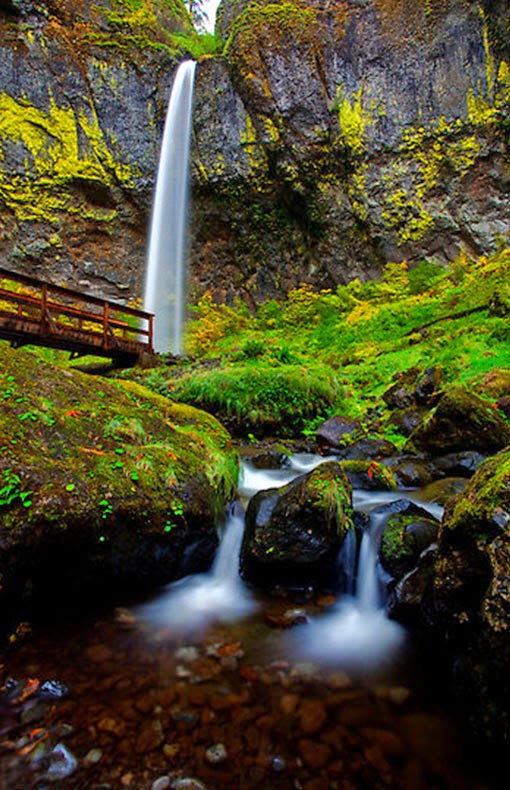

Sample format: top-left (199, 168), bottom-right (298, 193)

top-left (125, 245), bottom-right (510, 439)
top-left (442, 447), bottom-right (510, 542)
top-left (0, 344), bottom-right (238, 536)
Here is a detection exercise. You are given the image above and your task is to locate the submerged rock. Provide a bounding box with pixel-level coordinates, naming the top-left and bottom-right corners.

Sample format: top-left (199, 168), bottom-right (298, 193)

top-left (241, 461), bottom-right (353, 590)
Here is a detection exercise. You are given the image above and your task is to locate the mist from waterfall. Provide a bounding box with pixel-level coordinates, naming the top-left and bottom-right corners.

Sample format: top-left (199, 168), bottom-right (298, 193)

top-left (144, 60), bottom-right (196, 355)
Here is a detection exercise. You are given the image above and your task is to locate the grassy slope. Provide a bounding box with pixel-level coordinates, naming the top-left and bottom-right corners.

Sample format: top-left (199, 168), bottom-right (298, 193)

top-left (127, 246), bottom-right (510, 440)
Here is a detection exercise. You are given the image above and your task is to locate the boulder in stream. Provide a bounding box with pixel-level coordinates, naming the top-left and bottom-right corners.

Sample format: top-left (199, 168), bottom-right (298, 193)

top-left (379, 500), bottom-right (440, 580)
top-left (404, 387), bottom-right (510, 457)
top-left (426, 447), bottom-right (510, 746)
top-left (241, 461), bottom-right (352, 591)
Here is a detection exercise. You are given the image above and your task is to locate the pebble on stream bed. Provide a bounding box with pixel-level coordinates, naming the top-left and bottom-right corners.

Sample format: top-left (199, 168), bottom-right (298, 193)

top-left (0, 598), bottom-right (487, 789)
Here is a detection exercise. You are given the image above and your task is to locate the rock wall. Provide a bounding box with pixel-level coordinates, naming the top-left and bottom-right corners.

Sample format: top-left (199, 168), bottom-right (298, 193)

top-left (0, 0), bottom-right (508, 306)
top-left (191, 0), bottom-right (510, 303)
top-left (0, 0), bottom-right (192, 300)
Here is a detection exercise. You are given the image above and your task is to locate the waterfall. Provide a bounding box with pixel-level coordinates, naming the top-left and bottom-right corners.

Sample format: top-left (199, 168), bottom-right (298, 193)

top-left (135, 503), bottom-right (257, 633)
top-left (136, 456), bottom-right (407, 670)
top-left (144, 60), bottom-right (196, 355)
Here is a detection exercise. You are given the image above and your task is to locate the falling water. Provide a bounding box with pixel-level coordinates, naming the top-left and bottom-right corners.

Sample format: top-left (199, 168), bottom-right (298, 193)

top-left (136, 503), bottom-right (257, 633)
top-left (137, 455), bottom-right (444, 672)
top-left (144, 60), bottom-right (196, 354)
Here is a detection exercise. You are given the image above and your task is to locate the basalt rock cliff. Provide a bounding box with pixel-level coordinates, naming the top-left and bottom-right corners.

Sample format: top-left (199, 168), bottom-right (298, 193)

top-left (192, 0), bottom-right (510, 303)
top-left (0, 0), bottom-right (509, 305)
top-left (0, 0), bottom-right (192, 300)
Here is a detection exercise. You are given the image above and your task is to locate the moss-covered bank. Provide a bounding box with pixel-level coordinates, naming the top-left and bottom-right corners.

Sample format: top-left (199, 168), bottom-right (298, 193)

top-left (0, 343), bottom-right (238, 620)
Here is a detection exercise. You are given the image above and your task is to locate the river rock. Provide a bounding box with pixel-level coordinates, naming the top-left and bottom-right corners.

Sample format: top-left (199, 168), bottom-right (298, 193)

top-left (425, 447), bottom-right (510, 746)
top-left (405, 388), bottom-right (510, 457)
top-left (241, 462), bottom-right (352, 590)
top-left (339, 461), bottom-right (397, 491)
top-left (378, 500), bottom-right (440, 580)
top-left (387, 408), bottom-right (426, 438)
top-left (316, 416), bottom-right (363, 454)
top-left (334, 438), bottom-right (397, 462)
top-left (425, 450), bottom-right (487, 479)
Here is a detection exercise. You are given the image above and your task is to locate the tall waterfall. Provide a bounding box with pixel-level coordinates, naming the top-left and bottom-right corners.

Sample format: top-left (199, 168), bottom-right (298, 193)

top-left (144, 60), bottom-right (196, 355)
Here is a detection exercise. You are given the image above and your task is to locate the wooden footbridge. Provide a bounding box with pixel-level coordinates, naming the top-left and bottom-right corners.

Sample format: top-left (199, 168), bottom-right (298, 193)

top-left (0, 267), bottom-right (154, 364)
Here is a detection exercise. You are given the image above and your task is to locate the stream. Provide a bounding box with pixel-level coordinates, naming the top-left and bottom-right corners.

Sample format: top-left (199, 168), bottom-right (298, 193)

top-left (0, 456), bottom-right (492, 788)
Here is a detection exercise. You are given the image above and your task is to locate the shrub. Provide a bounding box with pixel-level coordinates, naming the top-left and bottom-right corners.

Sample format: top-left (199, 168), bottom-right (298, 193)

top-left (170, 362), bottom-right (343, 436)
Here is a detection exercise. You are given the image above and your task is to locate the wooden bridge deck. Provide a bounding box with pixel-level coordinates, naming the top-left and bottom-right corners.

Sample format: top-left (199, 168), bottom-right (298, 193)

top-left (0, 267), bottom-right (154, 363)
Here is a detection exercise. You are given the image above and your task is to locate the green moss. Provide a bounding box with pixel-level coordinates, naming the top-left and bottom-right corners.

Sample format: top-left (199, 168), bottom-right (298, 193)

top-left (225, 1), bottom-right (320, 80)
top-left (339, 460), bottom-right (397, 490)
top-left (307, 463), bottom-right (353, 534)
top-left (0, 344), bottom-right (238, 537)
top-left (442, 448), bottom-right (510, 543)
top-left (0, 92), bottom-right (140, 221)
top-left (335, 87), bottom-right (370, 156)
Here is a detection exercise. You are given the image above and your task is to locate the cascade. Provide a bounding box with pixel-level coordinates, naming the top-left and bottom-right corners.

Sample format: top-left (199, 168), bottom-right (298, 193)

top-left (144, 60), bottom-right (196, 355)
top-left (138, 456), bottom-right (444, 671)
top-left (137, 502), bottom-right (257, 632)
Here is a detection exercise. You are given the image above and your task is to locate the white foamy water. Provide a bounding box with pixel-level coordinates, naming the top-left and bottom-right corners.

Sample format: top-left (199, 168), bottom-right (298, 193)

top-left (137, 453), bottom-right (443, 669)
top-left (289, 493), bottom-right (409, 671)
top-left (238, 453), bottom-right (330, 499)
top-left (136, 505), bottom-right (257, 633)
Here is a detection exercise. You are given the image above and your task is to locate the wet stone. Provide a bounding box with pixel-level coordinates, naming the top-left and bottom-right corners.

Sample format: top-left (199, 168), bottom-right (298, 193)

top-left (205, 742), bottom-right (228, 764)
top-left (359, 727), bottom-right (405, 759)
top-left (298, 699), bottom-right (328, 734)
top-left (174, 647), bottom-right (200, 663)
top-left (136, 720), bottom-right (165, 752)
top-left (84, 645), bottom-right (114, 664)
top-left (83, 748), bottom-right (103, 765)
top-left (152, 777), bottom-right (171, 790)
top-left (98, 717), bottom-right (125, 737)
top-left (280, 693), bottom-right (300, 715)
top-left (299, 739), bottom-right (332, 769)
top-left (38, 679), bottom-right (70, 700)
top-left (169, 777), bottom-right (207, 789)
top-left (271, 755), bottom-right (287, 772)
top-left (44, 742), bottom-right (78, 782)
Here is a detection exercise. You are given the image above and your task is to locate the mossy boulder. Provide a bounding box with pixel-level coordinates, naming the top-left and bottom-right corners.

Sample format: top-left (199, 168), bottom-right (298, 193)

top-left (379, 500), bottom-right (439, 580)
top-left (405, 388), bottom-right (510, 457)
top-left (339, 460), bottom-right (397, 491)
top-left (0, 345), bottom-right (238, 618)
top-left (428, 447), bottom-right (510, 746)
top-left (315, 415), bottom-right (363, 453)
top-left (241, 461), bottom-right (352, 590)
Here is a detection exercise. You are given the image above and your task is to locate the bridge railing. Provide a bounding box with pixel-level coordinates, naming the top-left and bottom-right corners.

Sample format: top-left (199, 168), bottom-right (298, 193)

top-left (0, 267), bottom-right (154, 359)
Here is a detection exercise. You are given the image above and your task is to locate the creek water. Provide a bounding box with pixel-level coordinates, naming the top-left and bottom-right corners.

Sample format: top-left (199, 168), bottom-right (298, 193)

top-left (144, 60), bottom-right (196, 355)
top-left (0, 456), bottom-right (490, 788)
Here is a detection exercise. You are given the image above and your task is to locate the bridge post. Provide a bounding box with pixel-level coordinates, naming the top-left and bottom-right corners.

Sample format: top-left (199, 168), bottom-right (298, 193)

top-left (103, 301), bottom-right (109, 350)
top-left (148, 314), bottom-right (154, 354)
top-left (41, 284), bottom-right (48, 337)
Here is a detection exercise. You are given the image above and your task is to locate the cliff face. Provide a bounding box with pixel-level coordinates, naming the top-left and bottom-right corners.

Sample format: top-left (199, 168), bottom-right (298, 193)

top-left (191, 0), bottom-right (510, 303)
top-left (0, 0), bottom-right (192, 299)
top-left (0, 0), bottom-right (508, 306)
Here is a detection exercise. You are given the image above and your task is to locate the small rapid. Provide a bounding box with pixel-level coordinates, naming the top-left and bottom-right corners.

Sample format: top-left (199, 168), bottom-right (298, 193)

top-left (136, 502), bottom-right (257, 633)
top-left (136, 453), bottom-right (441, 672)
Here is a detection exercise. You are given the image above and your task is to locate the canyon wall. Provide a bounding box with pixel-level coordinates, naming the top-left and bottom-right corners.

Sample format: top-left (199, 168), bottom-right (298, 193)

top-left (0, 0), bottom-right (508, 305)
